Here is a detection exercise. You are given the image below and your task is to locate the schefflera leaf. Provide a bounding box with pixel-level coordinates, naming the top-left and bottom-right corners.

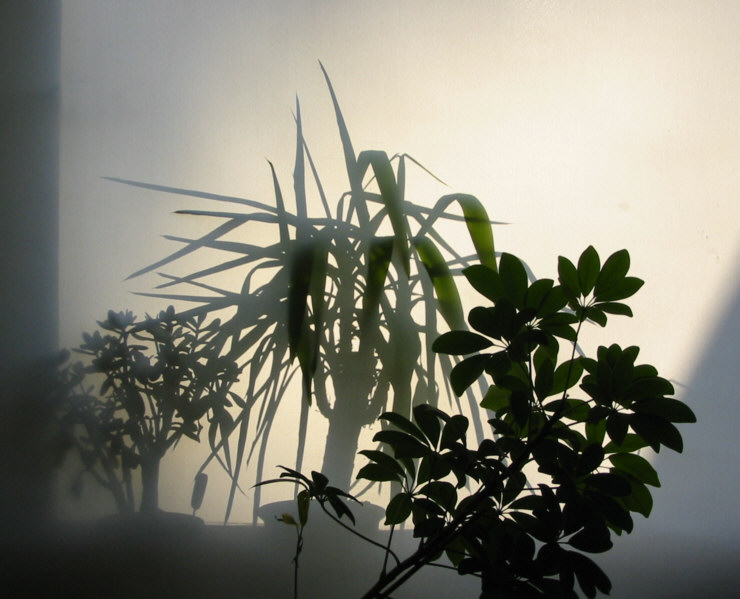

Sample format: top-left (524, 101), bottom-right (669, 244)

top-left (448, 354), bottom-right (491, 397)
top-left (577, 245), bottom-right (601, 296)
top-left (385, 492), bottom-right (413, 525)
top-left (609, 453), bottom-right (660, 488)
top-left (357, 450), bottom-right (406, 484)
top-left (462, 264), bottom-right (503, 303)
top-left (594, 249), bottom-right (630, 296)
top-left (432, 330), bottom-right (493, 355)
top-left (498, 253), bottom-right (529, 309)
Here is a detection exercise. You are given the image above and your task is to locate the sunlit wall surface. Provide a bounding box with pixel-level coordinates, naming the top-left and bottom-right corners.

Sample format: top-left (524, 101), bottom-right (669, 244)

top-left (59, 2), bottom-right (738, 596)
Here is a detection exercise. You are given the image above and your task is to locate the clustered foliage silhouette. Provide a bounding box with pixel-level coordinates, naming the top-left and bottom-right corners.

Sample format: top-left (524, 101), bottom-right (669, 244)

top-left (59, 67), bottom-right (694, 598)
top-left (265, 246), bottom-right (695, 599)
top-left (59, 308), bottom-right (239, 513)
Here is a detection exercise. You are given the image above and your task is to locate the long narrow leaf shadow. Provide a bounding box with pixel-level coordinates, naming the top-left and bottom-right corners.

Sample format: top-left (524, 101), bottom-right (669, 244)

top-left (109, 67), bottom-right (503, 524)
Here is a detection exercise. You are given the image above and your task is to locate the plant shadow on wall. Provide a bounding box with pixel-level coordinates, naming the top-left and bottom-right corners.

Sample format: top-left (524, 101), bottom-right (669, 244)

top-left (109, 64), bottom-right (500, 522)
top-left (57, 307), bottom-right (240, 516)
top-left (48, 65), bottom-right (695, 599)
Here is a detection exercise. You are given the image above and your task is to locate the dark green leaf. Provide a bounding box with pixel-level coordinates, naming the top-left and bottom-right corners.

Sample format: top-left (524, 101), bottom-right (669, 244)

top-left (609, 453), bottom-right (660, 487)
top-left (537, 285), bottom-right (569, 317)
top-left (356, 463), bottom-right (403, 484)
top-left (525, 279), bottom-right (554, 311)
top-left (297, 489), bottom-right (311, 526)
top-left (463, 264), bottom-right (503, 302)
top-left (569, 551), bottom-right (612, 597)
top-left (509, 391), bottom-right (530, 428)
top-left (469, 303), bottom-right (516, 340)
top-left (603, 433), bottom-right (649, 454)
top-left (585, 307), bottom-right (607, 327)
top-left (358, 449), bottom-right (405, 474)
top-left (626, 376), bottom-right (675, 401)
top-left (326, 493), bottom-right (356, 524)
top-left (617, 474), bottom-right (653, 517)
top-left (373, 430), bottom-right (430, 458)
top-left (589, 490), bottom-right (634, 533)
top-left (379, 411), bottom-right (428, 443)
top-left (594, 249), bottom-right (630, 297)
top-left (584, 472), bottom-right (631, 497)
top-left (597, 302), bottom-right (633, 317)
top-left (417, 454), bottom-right (452, 484)
top-left (499, 253), bottom-right (529, 308)
top-left (310, 471), bottom-right (329, 493)
top-left (510, 511), bottom-right (554, 543)
top-left (502, 473), bottom-right (528, 507)
top-left (509, 494), bottom-right (547, 512)
top-left (440, 415), bottom-right (469, 447)
top-left (385, 492), bottom-right (413, 525)
top-left (577, 443), bottom-right (605, 476)
top-left (413, 404), bottom-right (443, 447)
top-left (450, 354), bottom-right (491, 396)
top-left (551, 359), bottom-right (584, 397)
top-left (558, 256), bottom-right (581, 298)
top-left (568, 526), bottom-right (612, 553)
top-left (419, 481), bottom-right (457, 512)
top-left (594, 277), bottom-right (644, 302)
top-left (481, 385), bottom-right (511, 412)
top-left (577, 246), bottom-right (601, 296)
top-left (539, 312), bottom-right (578, 341)
top-left (630, 414), bottom-right (684, 452)
top-left (633, 398), bottom-right (696, 423)
top-left (484, 350), bottom-right (513, 378)
top-left (606, 412), bottom-right (630, 446)
top-left (534, 358), bottom-right (555, 401)
top-left (432, 331), bottom-right (493, 355)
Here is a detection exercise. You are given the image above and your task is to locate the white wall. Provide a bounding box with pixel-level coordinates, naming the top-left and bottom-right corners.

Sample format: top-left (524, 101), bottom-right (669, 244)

top-left (59, 1), bottom-right (739, 596)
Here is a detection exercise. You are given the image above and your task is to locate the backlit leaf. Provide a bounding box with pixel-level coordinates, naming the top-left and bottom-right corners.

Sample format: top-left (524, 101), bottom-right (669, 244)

top-left (594, 249), bottom-right (630, 297)
top-left (385, 492), bottom-right (413, 525)
top-left (449, 354), bottom-right (491, 396)
top-left (463, 264), bottom-right (503, 302)
top-left (558, 256), bottom-right (580, 297)
top-left (577, 246), bottom-right (600, 296)
top-left (432, 331), bottom-right (493, 355)
top-left (499, 253), bottom-right (529, 308)
top-left (609, 453), bottom-right (660, 487)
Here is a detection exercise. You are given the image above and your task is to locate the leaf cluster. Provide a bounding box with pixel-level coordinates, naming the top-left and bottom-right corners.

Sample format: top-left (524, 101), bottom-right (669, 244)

top-left (342, 247), bottom-right (694, 598)
top-left (256, 466), bottom-right (360, 529)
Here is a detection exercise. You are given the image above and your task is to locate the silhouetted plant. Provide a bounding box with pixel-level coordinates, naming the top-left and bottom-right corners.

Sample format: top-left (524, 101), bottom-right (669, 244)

top-left (59, 307), bottom-right (240, 513)
top-left (266, 247), bottom-right (695, 599)
top-left (114, 64), bottom-right (499, 520)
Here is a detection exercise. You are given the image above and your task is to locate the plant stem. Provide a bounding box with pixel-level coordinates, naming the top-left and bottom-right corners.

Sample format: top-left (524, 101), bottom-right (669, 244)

top-left (293, 527), bottom-right (302, 599)
top-left (318, 502), bottom-right (401, 567)
top-left (381, 524), bottom-right (395, 577)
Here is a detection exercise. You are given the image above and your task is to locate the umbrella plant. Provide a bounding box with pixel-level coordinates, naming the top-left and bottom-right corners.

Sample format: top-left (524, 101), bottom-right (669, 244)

top-left (115, 65), bottom-right (500, 521)
top-left (262, 246), bottom-right (696, 599)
